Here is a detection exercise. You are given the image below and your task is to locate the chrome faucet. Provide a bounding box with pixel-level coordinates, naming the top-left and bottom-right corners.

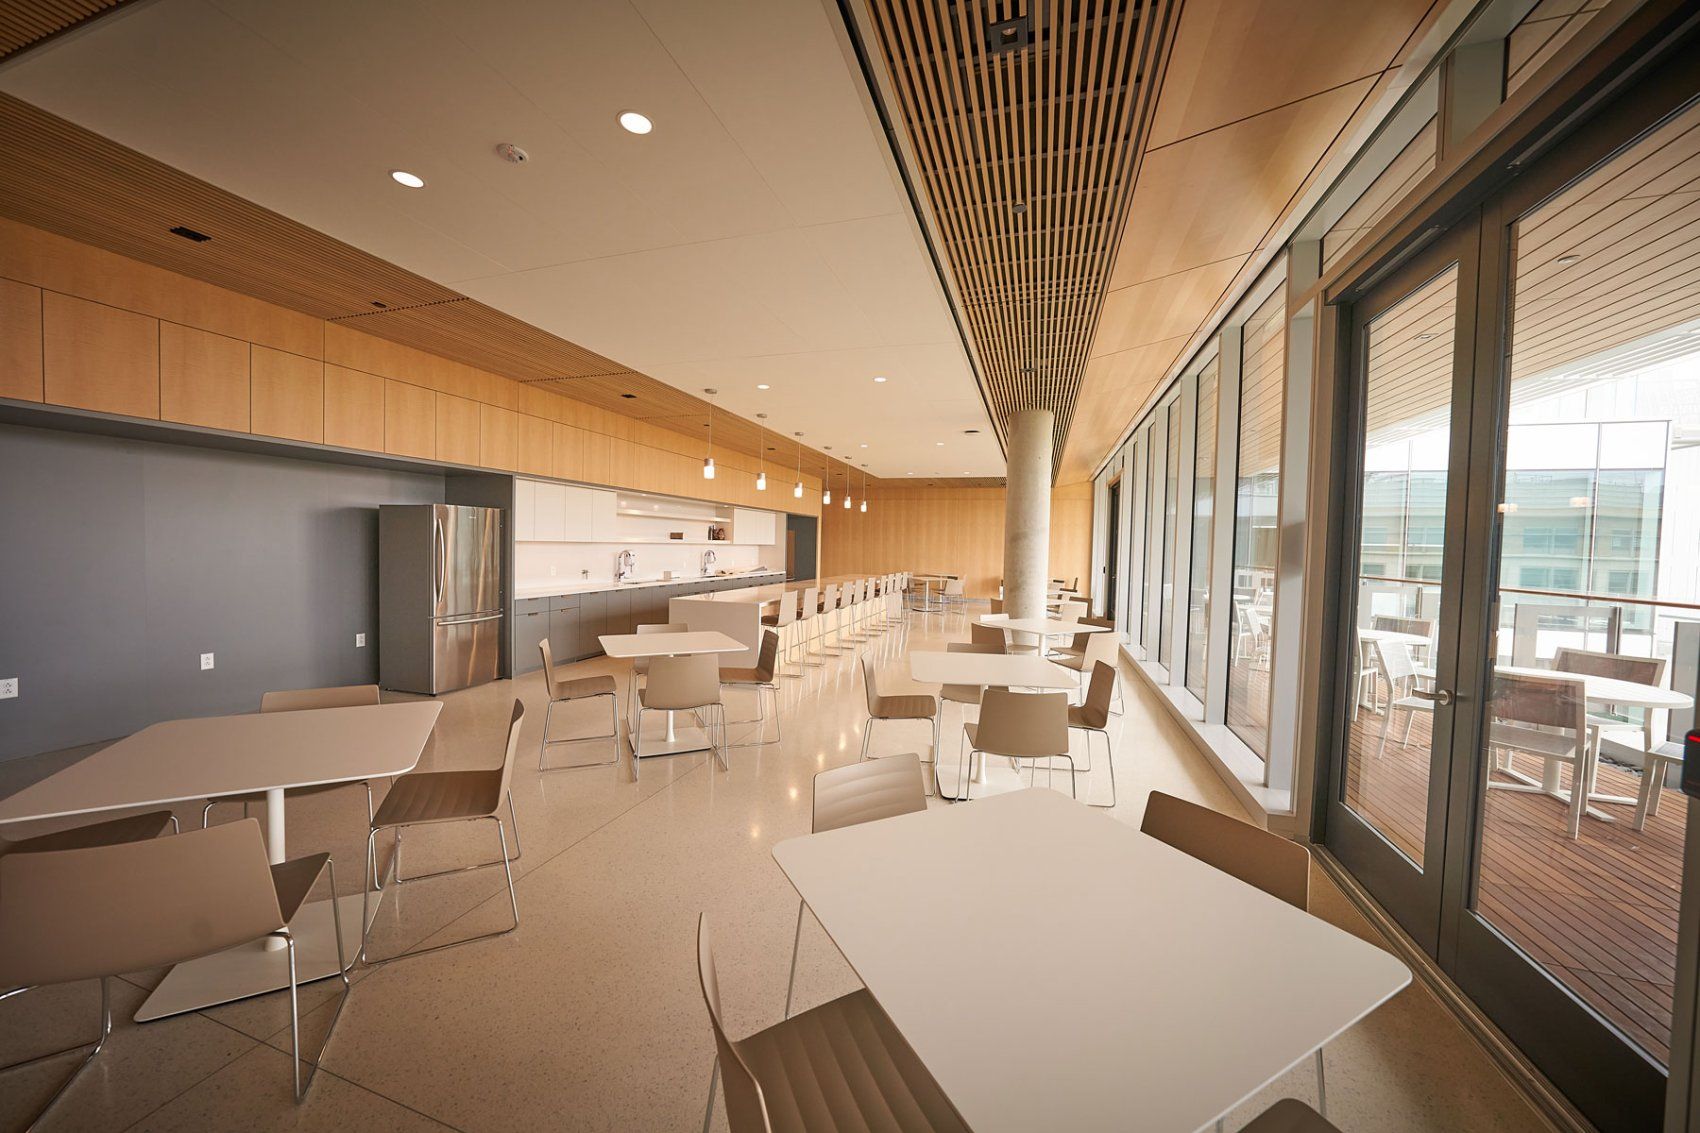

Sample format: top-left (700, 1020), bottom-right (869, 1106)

top-left (617, 549), bottom-right (636, 582)
top-left (701, 549), bottom-right (718, 576)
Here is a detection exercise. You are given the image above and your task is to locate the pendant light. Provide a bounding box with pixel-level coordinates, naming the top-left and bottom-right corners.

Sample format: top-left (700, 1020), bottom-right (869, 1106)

top-left (701, 388), bottom-right (717, 479)
top-left (842, 465), bottom-right (852, 509)
top-left (754, 414), bottom-right (768, 490)
top-left (860, 465), bottom-right (868, 513)
top-left (792, 433), bottom-right (805, 498)
top-left (822, 449), bottom-right (833, 505)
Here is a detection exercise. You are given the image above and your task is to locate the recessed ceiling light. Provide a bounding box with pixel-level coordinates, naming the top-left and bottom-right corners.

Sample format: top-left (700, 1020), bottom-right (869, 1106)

top-left (618, 110), bottom-right (654, 135)
top-left (859, 443), bottom-right (868, 448)
top-left (1555, 253), bottom-right (1582, 266)
top-left (620, 393), bottom-right (637, 399)
top-left (169, 225), bottom-right (212, 243)
top-left (873, 376), bottom-right (888, 383)
top-left (756, 383), bottom-right (770, 390)
top-left (1412, 332), bottom-right (1436, 342)
top-left (935, 441), bottom-right (944, 446)
top-left (906, 471), bottom-right (914, 476)
top-left (389, 169), bottom-right (425, 189)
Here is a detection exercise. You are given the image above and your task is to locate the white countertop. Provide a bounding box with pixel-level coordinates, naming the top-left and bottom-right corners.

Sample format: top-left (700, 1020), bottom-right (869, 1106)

top-left (514, 569), bottom-right (783, 601)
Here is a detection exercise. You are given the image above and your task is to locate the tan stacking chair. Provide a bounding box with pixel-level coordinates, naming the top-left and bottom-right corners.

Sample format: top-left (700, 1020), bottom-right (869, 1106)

top-left (720, 630), bottom-right (782, 747)
top-left (941, 577), bottom-right (967, 621)
top-left (1141, 792), bottom-right (1320, 1122)
top-left (361, 700), bottom-right (524, 964)
top-left (1051, 614), bottom-right (1113, 661)
top-left (698, 914), bottom-right (968, 1133)
top-left (637, 652), bottom-right (728, 776)
top-left (1052, 625), bottom-right (1125, 713)
top-left (1, 819), bottom-right (347, 1121)
top-left (1068, 661), bottom-right (1119, 808)
top-left (1241, 1099), bottom-right (1341, 1132)
top-left (969, 621), bottom-right (1006, 648)
top-left (860, 658), bottom-right (941, 780)
top-left (937, 642), bottom-right (1001, 749)
top-left (0, 809), bottom-right (178, 858)
top-left (783, 753), bottom-right (927, 1017)
top-left (629, 622), bottom-right (690, 730)
top-left (959, 689), bottom-right (1072, 801)
top-left (759, 589), bottom-right (800, 673)
top-left (538, 638), bottom-right (620, 771)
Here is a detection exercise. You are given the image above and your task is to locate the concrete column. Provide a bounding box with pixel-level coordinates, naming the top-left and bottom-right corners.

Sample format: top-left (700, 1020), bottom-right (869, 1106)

top-left (1003, 409), bottom-right (1054, 622)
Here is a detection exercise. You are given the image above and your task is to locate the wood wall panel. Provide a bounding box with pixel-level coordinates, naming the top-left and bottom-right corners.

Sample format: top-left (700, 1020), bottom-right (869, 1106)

top-left (249, 346), bottom-right (322, 443)
top-left (821, 482), bottom-right (1092, 599)
top-left (323, 364), bottom-right (384, 451)
top-left (0, 277), bottom-right (43, 401)
top-left (479, 405), bottom-right (519, 472)
top-left (435, 393), bottom-right (481, 466)
top-left (42, 292), bottom-right (158, 418)
top-left (158, 321), bottom-right (248, 432)
top-left (517, 413), bottom-right (552, 478)
top-left (384, 380), bottom-right (435, 460)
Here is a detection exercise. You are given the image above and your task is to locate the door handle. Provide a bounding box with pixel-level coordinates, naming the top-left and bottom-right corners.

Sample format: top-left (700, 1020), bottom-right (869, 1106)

top-left (1411, 687), bottom-right (1454, 706)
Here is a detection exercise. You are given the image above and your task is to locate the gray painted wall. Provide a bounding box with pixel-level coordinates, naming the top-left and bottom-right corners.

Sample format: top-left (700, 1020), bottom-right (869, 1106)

top-left (0, 423), bottom-right (444, 761)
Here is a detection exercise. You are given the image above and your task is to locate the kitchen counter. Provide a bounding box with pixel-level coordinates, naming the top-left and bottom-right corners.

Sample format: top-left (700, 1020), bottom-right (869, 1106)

top-left (514, 569), bottom-right (782, 601)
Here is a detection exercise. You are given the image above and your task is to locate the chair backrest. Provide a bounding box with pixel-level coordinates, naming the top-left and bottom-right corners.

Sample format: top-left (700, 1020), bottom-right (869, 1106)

top-left (1077, 661), bottom-right (1117, 729)
top-left (634, 622), bottom-right (690, 674)
top-left (1375, 639), bottom-right (1417, 684)
top-left (695, 915), bottom-right (772, 1133)
top-left (494, 698), bottom-right (526, 803)
top-left (970, 621), bottom-right (1005, 648)
top-left (813, 752), bottom-right (928, 834)
top-left (1059, 600), bottom-right (1088, 622)
top-left (988, 598), bottom-right (1004, 614)
top-left (753, 630), bottom-right (780, 682)
top-left (799, 585), bottom-right (819, 620)
top-left (0, 818), bottom-right (284, 989)
top-left (973, 689), bottom-right (1069, 758)
top-left (1553, 647), bottom-right (1665, 688)
top-left (1082, 616), bottom-right (1114, 629)
top-left (948, 642), bottom-right (1004, 656)
top-left (944, 578), bottom-right (965, 597)
top-left (538, 638), bottom-right (562, 698)
top-left (260, 683), bottom-right (381, 713)
top-left (644, 652), bottom-right (722, 711)
top-left (1490, 669), bottom-right (1587, 733)
top-left (770, 590), bottom-right (797, 627)
top-left (1140, 791), bottom-right (1311, 910)
top-left (861, 656), bottom-right (884, 714)
top-left (823, 583), bottom-right (839, 611)
top-left (1083, 628), bottom-right (1119, 668)
top-left (1370, 614), bottom-right (1432, 639)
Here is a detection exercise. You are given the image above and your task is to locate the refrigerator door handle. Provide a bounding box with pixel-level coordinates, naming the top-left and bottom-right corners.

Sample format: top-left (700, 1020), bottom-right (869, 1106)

top-left (433, 514), bottom-right (446, 612)
top-left (437, 612), bottom-right (503, 626)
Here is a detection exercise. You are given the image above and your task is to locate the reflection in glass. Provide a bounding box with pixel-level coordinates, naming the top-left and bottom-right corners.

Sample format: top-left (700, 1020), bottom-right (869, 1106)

top-left (1159, 399), bottom-right (1181, 667)
top-left (1472, 96), bottom-right (1700, 1067)
top-left (1186, 361), bottom-right (1219, 700)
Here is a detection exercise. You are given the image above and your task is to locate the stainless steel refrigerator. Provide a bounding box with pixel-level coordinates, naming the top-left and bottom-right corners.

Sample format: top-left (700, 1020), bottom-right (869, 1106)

top-left (378, 504), bottom-right (503, 694)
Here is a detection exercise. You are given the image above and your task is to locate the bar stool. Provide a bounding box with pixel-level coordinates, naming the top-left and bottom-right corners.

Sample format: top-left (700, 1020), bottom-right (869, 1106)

top-left (810, 584), bottom-right (842, 657)
top-left (792, 585), bottom-right (822, 666)
top-left (537, 638), bottom-right (620, 771)
top-left (760, 590), bottom-right (800, 674)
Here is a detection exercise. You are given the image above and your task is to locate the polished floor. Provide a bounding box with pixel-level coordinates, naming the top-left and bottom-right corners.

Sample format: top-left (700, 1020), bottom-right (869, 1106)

top-left (1, 606), bottom-right (1554, 1132)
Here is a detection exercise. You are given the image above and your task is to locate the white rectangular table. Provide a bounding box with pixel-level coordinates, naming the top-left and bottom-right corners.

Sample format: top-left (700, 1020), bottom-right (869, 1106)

top-left (600, 630), bottom-right (745, 756)
top-left (0, 701), bottom-right (442, 1021)
top-left (774, 790), bottom-right (1410, 1132)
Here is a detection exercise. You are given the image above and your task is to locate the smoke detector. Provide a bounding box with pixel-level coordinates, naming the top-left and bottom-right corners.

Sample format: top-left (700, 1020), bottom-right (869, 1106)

top-left (496, 143), bottom-right (529, 165)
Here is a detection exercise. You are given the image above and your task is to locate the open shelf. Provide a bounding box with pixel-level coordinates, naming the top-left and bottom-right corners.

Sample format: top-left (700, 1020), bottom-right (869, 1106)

top-left (617, 508), bottom-right (731, 522)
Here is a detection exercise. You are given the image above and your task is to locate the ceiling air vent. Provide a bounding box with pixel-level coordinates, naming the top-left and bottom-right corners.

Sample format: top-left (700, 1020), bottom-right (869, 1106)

top-left (169, 225), bottom-right (211, 242)
top-left (986, 16), bottom-right (1031, 53)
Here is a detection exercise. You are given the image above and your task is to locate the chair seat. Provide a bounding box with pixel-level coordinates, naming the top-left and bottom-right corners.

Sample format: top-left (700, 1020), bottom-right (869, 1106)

top-left (735, 988), bottom-right (969, 1133)
top-left (939, 684), bottom-right (981, 705)
top-left (873, 694), bottom-right (938, 720)
top-left (1240, 1099), bottom-right (1340, 1133)
top-left (270, 853), bottom-right (331, 924)
top-left (1389, 695), bottom-right (1435, 714)
top-left (371, 769), bottom-right (503, 830)
top-left (1488, 721), bottom-right (1582, 760)
top-left (1066, 705), bottom-right (1106, 730)
top-left (0, 809), bottom-right (176, 857)
top-left (759, 614), bottom-right (785, 626)
top-left (551, 673), bottom-right (618, 702)
top-left (720, 667), bottom-right (772, 685)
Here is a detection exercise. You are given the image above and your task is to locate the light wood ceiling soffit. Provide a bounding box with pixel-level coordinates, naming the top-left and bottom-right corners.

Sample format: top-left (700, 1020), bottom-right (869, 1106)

top-left (0, 91), bottom-right (838, 469)
top-left (1057, 0), bottom-right (1440, 481)
top-left (856, 0), bottom-right (1181, 477)
top-left (0, 0), bottom-right (133, 61)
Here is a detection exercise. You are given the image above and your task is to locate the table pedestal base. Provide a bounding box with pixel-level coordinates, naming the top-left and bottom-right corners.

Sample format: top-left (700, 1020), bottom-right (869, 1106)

top-left (933, 754), bottom-right (1031, 802)
top-left (630, 711), bottom-right (715, 758)
top-left (135, 891), bottom-right (374, 1022)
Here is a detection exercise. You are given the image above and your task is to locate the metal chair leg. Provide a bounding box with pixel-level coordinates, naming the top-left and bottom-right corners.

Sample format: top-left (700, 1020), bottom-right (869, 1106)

top-left (540, 693), bottom-right (623, 770)
top-left (0, 978), bottom-right (112, 1131)
top-left (702, 1056), bottom-right (721, 1133)
top-left (282, 858), bottom-right (350, 1099)
top-left (363, 817), bottom-right (520, 965)
top-left (1316, 1047), bottom-right (1327, 1117)
top-left (783, 896), bottom-right (807, 1019)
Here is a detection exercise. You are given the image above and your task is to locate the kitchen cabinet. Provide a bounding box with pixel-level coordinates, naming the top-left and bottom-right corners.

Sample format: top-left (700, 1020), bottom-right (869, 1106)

top-left (513, 598), bottom-right (549, 674)
top-left (534, 481), bottom-right (568, 541)
top-left (514, 479), bottom-right (537, 541)
top-left (731, 508), bottom-right (778, 546)
top-left (577, 591), bottom-right (606, 657)
top-left (548, 606), bottom-right (579, 663)
top-left (562, 486), bottom-right (594, 538)
top-left (589, 489), bottom-right (619, 540)
top-left (605, 589), bottom-right (632, 637)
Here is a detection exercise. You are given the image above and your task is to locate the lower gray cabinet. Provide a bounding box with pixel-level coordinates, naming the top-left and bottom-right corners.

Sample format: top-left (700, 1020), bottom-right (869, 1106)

top-left (577, 591), bottom-right (606, 657)
top-left (548, 606), bottom-right (579, 663)
top-left (605, 589), bottom-right (632, 637)
top-left (513, 600), bottom-right (549, 674)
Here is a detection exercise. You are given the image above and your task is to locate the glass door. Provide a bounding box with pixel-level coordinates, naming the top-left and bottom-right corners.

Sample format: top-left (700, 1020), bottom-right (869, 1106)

top-left (1104, 478), bottom-right (1120, 622)
top-left (1324, 225), bottom-right (1479, 953)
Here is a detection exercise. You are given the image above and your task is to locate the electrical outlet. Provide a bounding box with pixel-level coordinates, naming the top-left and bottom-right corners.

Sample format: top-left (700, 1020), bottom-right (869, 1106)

top-left (0, 677), bottom-right (17, 699)
top-left (200, 653), bottom-right (215, 671)
top-left (355, 633), bottom-right (367, 648)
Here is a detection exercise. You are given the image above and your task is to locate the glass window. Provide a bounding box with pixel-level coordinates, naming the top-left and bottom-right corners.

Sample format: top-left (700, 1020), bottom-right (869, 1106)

top-left (1506, 0), bottom-right (1605, 97)
top-left (1158, 397), bottom-right (1181, 667)
top-left (1323, 113), bottom-right (1439, 270)
top-left (1186, 359), bottom-right (1219, 700)
top-left (1227, 287), bottom-right (1287, 757)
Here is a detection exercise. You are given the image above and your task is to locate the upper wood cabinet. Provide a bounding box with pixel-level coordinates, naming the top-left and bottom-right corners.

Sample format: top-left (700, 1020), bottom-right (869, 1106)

top-left (42, 292), bottom-right (159, 419)
top-left (384, 380), bottom-right (435, 460)
top-left (250, 346), bottom-right (323, 443)
top-left (480, 405), bottom-right (519, 471)
top-left (323, 364), bottom-right (384, 451)
top-left (159, 322), bottom-right (249, 432)
top-left (0, 278), bottom-right (43, 402)
top-left (518, 413), bottom-right (552, 477)
top-left (436, 393), bottom-right (480, 466)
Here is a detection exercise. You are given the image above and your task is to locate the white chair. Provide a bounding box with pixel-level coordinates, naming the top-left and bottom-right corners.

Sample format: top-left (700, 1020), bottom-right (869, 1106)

top-left (793, 585), bottom-right (822, 666)
top-left (1373, 640), bottom-right (1435, 759)
top-left (1485, 670), bottom-right (1595, 840)
top-left (782, 753), bottom-right (927, 1017)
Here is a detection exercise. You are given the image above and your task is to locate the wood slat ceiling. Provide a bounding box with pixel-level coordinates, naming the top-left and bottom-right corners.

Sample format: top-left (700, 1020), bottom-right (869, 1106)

top-left (0, 91), bottom-right (842, 469)
top-left (858, 0), bottom-right (1179, 477)
top-left (0, 0), bottom-right (130, 61)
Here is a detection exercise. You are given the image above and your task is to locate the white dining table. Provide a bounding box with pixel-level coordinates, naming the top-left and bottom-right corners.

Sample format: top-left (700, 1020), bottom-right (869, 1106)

top-left (0, 700), bottom-right (441, 1021)
top-left (774, 789), bottom-right (1410, 1132)
top-left (911, 651), bottom-right (1079, 800)
top-left (600, 629), bottom-right (745, 756)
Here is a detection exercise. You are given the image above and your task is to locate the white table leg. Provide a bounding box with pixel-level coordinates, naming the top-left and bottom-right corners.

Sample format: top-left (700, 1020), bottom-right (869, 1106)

top-left (666, 710), bottom-right (677, 743)
top-left (263, 787), bottom-right (287, 952)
